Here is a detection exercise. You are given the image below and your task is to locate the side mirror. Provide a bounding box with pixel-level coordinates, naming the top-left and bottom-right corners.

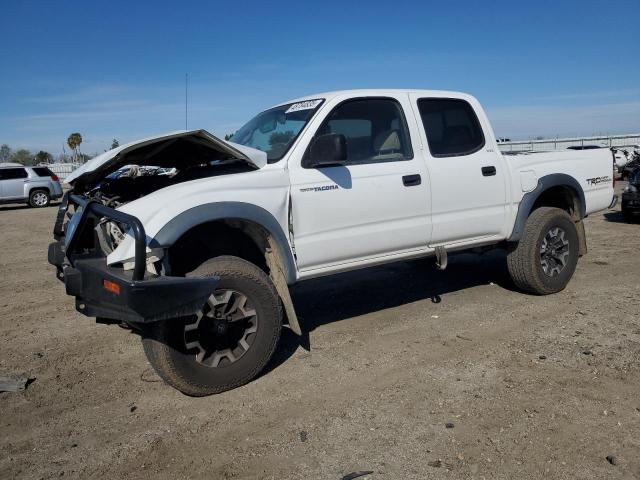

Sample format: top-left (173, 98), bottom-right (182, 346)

top-left (305, 133), bottom-right (347, 168)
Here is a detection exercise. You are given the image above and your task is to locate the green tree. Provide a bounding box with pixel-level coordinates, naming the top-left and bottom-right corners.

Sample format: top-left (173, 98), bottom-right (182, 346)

top-left (0, 144), bottom-right (12, 163)
top-left (224, 133), bottom-right (233, 141)
top-left (67, 132), bottom-right (83, 161)
top-left (111, 138), bottom-right (119, 149)
top-left (269, 130), bottom-right (295, 146)
top-left (35, 150), bottom-right (53, 164)
top-left (12, 149), bottom-right (33, 165)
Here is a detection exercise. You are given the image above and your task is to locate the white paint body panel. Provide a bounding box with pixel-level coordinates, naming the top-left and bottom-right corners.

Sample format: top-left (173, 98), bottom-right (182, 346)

top-left (505, 149), bottom-right (614, 217)
top-left (408, 92), bottom-right (509, 245)
top-left (108, 165), bottom-right (291, 266)
top-left (104, 89), bottom-right (615, 283)
top-left (288, 92), bottom-right (432, 273)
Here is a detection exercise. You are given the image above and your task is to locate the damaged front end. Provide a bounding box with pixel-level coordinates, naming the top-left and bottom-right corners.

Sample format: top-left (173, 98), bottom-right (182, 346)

top-left (48, 193), bottom-right (220, 323)
top-left (49, 130), bottom-right (267, 324)
top-left (68, 129), bottom-right (267, 207)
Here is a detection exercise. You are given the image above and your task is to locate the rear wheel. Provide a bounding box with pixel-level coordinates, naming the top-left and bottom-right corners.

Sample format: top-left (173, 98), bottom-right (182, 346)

top-left (29, 189), bottom-right (50, 208)
top-left (142, 256), bottom-right (282, 396)
top-left (507, 207), bottom-right (579, 295)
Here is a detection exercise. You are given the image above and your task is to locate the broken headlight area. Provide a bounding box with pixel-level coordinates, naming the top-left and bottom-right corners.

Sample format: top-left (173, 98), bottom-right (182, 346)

top-left (96, 220), bottom-right (165, 275)
top-left (96, 219), bottom-right (127, 254)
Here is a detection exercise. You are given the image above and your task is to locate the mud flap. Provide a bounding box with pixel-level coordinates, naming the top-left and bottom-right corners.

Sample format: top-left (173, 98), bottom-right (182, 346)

top-left (576, 219), bottom-right (587, 256)
top-left (265, 245), bottom-right (301, 335)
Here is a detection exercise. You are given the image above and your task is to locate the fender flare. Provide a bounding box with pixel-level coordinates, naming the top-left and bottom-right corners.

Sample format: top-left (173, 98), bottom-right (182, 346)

top-left (151, 202), bottom-right (297, 284)
top-left (508, 173), bottom-right (586, 242)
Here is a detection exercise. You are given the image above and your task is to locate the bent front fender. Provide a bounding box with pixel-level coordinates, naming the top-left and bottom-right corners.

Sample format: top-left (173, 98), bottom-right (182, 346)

top-left (152, 202), bottom-right (297, 285)
top-left (152, 201), bottom-right (302, 335)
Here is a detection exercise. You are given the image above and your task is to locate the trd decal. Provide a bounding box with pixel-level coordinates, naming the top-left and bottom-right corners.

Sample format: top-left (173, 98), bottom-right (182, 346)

top-left (300, 185), bottom-right (339, 193)
top-left (586, 176), bottom-right (611, 186)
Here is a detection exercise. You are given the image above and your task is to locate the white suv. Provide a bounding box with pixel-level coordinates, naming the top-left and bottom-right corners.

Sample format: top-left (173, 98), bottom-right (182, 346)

top-left (0, 164), bottom-right (64, 207)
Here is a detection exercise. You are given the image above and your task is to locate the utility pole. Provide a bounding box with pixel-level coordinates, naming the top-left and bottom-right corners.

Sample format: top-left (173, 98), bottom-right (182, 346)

top-left (185, 73), bottom-right (188, 131)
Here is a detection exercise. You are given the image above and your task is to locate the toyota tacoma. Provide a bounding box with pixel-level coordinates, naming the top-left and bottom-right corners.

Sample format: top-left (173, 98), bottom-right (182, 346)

top-left (48, 89), bottom-right (617, 396)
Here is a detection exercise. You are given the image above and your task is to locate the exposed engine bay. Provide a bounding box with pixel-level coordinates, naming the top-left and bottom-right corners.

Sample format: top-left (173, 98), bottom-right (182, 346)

top-left (87, 161), bottom-right (253, 208)
top-left (66, 130), bottom-right (266, 257)
top-left (87, 161), bottom-right (253, 257)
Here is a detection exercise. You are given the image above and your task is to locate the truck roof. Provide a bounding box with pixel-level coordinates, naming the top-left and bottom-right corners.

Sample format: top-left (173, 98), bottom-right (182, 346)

top-left (274, 89), bottom-right (475, 108)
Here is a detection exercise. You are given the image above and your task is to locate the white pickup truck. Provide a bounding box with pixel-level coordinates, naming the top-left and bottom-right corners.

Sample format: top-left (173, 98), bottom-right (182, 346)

top-left (48, 89), bottom-right (616, 396)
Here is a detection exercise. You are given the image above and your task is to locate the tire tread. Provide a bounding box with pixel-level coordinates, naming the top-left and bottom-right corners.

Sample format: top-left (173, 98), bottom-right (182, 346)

top-left (507, 207), bottom-right (578, 295)
top-left (142, 256), bottom-right (282, 396)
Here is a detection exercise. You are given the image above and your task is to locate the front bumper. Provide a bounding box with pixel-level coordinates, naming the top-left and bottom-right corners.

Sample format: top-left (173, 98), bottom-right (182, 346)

top-left (48, 194), bottom-right (218, 324)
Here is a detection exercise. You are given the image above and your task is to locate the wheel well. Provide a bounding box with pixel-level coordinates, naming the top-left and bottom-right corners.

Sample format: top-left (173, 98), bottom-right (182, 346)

top-left (29, 187), bottom-right (50, 195)
top-left (167, 220), bottom-right (270, 276)
top-left (531, 186), bottom-right (581, 220)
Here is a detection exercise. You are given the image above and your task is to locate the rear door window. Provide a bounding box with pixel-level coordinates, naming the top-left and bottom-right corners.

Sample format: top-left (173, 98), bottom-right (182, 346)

top-left (417, 98), bottom-right (485, 157)
top-left (33, 167), bottom-right (55, 177)
top-left (0, 168), bottom-right (28, 180)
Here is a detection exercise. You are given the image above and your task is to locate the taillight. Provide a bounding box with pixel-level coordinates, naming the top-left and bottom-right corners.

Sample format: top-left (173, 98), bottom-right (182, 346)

top-left (51, 174), bottom-right (59, 182)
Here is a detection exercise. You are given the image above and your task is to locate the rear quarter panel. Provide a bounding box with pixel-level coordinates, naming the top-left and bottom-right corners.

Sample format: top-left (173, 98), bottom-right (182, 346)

top-left (505, 149), bottom-right (614, 216)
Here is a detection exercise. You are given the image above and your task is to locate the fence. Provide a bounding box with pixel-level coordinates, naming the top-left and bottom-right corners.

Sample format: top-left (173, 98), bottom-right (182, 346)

top-left (38, 162), bottom-right (82, 181)
top-left (498, 133), bottom-right (640, 153)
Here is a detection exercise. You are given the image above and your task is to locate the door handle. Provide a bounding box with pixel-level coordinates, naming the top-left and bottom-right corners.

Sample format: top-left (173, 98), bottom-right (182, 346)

top-left (481, 166), bottom-right (497, 176)
top-left (402, 174), bottom-right (421, 187)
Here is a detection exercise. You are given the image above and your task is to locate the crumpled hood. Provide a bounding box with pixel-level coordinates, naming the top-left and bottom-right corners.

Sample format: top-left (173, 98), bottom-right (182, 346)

top-left (66, 129), bottom-right (267, 188)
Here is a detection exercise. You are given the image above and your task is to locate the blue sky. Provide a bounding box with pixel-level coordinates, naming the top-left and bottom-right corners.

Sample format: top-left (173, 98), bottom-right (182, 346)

top-left (1, 0), bottom-right (639, 155)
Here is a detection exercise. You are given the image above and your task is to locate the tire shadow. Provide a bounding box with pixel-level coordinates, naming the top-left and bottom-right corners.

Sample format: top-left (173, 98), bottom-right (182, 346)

top-left (604, 211), bottom-right (634, 224)
top-left (0, 202), bottom-right (61, 212)
top-left (263, 249), bottom-right (515, 375)
top-left (0, 204), bottom-right (31, 212)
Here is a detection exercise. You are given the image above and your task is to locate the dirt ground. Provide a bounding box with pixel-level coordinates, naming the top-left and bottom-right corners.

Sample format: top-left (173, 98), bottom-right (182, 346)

top-left (1, 184), bottom-right (638, 480)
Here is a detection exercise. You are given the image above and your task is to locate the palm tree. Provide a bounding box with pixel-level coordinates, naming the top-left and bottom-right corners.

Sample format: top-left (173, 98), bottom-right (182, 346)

top-left (67, 133), bottom-right (83, 162)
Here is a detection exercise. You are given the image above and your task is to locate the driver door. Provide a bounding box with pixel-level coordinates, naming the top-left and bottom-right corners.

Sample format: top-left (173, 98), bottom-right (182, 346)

top-left (288, 95), bottom-right (432, 273)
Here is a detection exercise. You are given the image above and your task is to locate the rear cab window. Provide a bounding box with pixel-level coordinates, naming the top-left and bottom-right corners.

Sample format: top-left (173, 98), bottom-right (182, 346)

top-left (0, 168), bottom-right (28, 180)
top-left (417, 98), bottom-right (485, 157)
top-left (33, 167), bottom-right (55, 177)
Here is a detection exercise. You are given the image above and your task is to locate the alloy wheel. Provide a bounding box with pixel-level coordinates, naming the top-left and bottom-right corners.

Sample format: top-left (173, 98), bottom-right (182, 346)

top-left (183, 289), bottom-right (258, 367)
top-left (540, 227), bottom-right (570, 277)
top-left (33, 192), bottom-right (48, 206)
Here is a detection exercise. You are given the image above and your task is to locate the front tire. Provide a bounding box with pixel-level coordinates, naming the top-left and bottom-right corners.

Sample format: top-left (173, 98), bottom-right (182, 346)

top-left (29, 189), bottom-right (50, 208)
top-left (507, 207), bottom-right (579, 295)
top-left (142, 256), bottom-right (282, 396)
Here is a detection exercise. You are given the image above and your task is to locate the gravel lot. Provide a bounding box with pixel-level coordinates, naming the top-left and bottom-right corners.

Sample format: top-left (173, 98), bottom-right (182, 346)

top-left (1, 184), bottom-right (639, 480)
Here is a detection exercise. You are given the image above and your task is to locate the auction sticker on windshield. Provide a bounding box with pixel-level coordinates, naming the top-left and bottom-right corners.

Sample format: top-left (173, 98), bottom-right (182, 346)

top-left (285, 99), bottom-right (323, 114)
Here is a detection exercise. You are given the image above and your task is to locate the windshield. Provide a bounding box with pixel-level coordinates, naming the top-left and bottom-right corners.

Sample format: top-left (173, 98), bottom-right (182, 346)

top-left (229, 99), bottom-right (324, 163)
top-left (631, 168), bottom-right (640, 186)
